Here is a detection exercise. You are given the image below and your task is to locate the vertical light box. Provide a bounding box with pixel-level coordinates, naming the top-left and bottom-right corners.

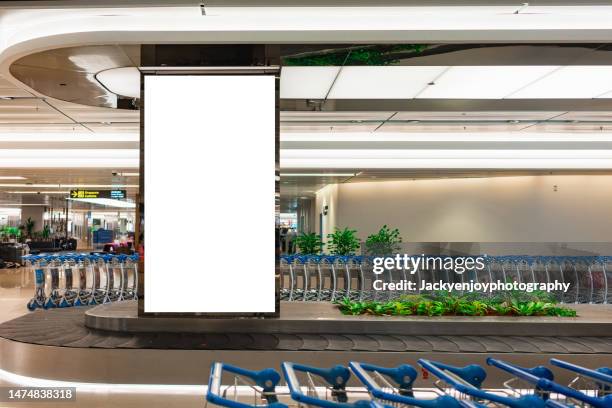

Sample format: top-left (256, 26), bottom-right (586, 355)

top-left (144, 75), bottom-right (276, 315)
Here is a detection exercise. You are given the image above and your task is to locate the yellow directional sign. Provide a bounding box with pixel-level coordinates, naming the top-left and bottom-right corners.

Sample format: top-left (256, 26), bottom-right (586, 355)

top-left (69, 190), bottom-right (127, 199)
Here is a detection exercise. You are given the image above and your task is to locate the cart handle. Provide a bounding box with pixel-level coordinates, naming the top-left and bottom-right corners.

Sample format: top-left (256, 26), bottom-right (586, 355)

top-left (485, 358), bottom-right (554, 381)
top-left (487, 358), bottom-right (612, 408)
top-left (281, 362), bottom-right (370, 408)
top-left (418, 359), bottom-right (546, 408)
top-left (206, 362), bottom-right (285, 408)
top-left (550, 359), bottom-right (612, 384)
top-left (348, 362), bottom-right (462, 408)
top-left (350, 362), bottom-right (417, 389)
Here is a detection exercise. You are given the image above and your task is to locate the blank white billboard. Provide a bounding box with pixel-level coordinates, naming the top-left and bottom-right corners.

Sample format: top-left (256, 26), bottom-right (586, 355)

top-left (144, 75), bottom-right (276, 314)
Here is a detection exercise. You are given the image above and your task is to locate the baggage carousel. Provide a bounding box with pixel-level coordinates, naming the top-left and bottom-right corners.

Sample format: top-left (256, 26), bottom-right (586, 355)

top-left (0, 301), bottom-right (610, 387)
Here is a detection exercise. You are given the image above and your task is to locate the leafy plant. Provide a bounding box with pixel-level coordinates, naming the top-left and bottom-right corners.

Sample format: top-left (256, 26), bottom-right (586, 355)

top-left (41, 224), bottom-right (51, 239)
top-left (365, 225), bottom-right (402, 255)
top-left (295, 232), bottom-right (324, 255)
top-left (327, 227), bottom-right (360, 255)
top-left (283, 44), bottom-right (428, 66)
top-left (22, 217), bottom-right (35, 238)
top-left (335, 290), bottom-right (577, 317)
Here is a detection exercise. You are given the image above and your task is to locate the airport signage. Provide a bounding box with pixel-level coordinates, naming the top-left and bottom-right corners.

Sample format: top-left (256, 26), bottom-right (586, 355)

top-left (70, 189), bottom-right (127, 199)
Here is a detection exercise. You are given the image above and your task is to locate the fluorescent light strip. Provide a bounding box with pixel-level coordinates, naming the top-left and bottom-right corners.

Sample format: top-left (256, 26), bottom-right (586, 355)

top-left (0, 176), bottom-right (26, 180)
top-left (281, 132), bottom-right (612, 142)
top-left (0, 134), bottom-right (138, 142)
top-left (69, 198), bottom-right (136, 209)
top-left (280, 172), bottom-right (357, 177)
top-left (282, 149), bottom-right (612, 159)
top-left (7, 191), bottom-right (69, 194)
top-left (0, 149), bottom-right (139, 168)
top-left (117, 172), bottom-right (140, 177)
top-left (0, 184), bottom-right (138, 188)
top-left (282, 158), bottom-right (612, 169)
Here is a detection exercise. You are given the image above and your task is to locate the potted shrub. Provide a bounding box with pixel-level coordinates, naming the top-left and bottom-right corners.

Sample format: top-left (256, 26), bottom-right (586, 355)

top-left (295, 232), bottom-right (324, 255)
top-left (365, 225), bottom-right (402, 255)
top-left (327, 227), bottom-right (360, 255)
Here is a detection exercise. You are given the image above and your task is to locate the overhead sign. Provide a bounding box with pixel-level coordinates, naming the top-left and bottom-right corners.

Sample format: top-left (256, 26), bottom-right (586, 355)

top-left (70, 190), bottom-right (127, 199)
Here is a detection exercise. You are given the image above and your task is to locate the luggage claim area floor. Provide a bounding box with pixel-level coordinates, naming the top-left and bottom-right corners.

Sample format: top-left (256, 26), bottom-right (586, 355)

top-left (0, 1), bottom-right (611, 407)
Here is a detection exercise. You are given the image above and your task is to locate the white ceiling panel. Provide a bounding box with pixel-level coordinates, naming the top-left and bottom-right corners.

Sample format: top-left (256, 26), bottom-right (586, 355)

top-left (280, 111), bottom-right (394, 122)
top-left (509, 66), bottom-right (612, 99)
top-left (417, 66), bottom-right (559, 99)
top-left (327, 66), bottom-right (447, 99)
top-left (280, 66), bottom-right (340, 99)
top-left (47, 99), bottom-right (139, 123)
top-left (393, 111), bottom-right (563, 121)
top-left (281, 122), bottom-right (381, 133)
top-left (378, 123), bottom-right (529, 132)
top-left (0, 99), bottom-right (70, 123)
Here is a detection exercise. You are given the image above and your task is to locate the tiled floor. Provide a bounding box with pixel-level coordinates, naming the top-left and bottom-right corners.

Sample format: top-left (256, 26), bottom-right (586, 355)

top-left (0, 268), bottom-right (206, 408)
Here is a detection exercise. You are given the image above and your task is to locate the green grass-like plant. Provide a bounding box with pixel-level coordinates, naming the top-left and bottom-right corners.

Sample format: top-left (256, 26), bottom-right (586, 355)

top-left (335, 291), bottom-right (577, 317)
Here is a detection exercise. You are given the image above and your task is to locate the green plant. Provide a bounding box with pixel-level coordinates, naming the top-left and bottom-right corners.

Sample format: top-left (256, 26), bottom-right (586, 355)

top-left (295, 232), bottom-right (324, 255)
top-left (365, 225), bottom-right (402, 255)
top-left (334, 290), bottom-right (577, 318)
top-left (282, 44), bottom-right (428, 66)
top-left (41, 224), bottom-right (51, 239)
top-left (22, 217), bottom-right (35, 238)
top-left (327, 227), bottom-right (360, 255)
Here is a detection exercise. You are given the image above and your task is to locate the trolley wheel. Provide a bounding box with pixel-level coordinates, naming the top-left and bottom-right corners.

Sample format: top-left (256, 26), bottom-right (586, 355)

top-left (26, 300), bottom-right (38, 311)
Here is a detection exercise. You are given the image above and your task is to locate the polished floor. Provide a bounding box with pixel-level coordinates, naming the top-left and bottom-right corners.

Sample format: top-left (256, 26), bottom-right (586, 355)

top-left (0, 267), bottom-right (208, 408)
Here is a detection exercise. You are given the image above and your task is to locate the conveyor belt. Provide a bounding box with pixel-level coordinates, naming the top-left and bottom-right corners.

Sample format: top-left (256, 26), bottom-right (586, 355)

top-left (0, 307), bottom-right (611, 353)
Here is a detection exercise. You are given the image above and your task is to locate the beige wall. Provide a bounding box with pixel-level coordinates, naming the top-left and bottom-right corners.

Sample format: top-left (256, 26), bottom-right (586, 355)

top-left (316, 175), bottom-right (612, 242)
top-left (315, 183), bottom-right (338, 242)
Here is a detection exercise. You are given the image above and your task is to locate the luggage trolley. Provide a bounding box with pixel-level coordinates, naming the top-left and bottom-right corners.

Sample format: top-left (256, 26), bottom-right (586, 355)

top-left (25, 255), bottom-right (45, 311)
top-left (125, 254), bottom-right (139, 300)
top-left (348, 361), bottom-right (465, 407)
top-left (486, 358), bottom-right (612, 408)
top-left (58, 255), bottom-right (79, 307)
top-left (88, 254), bottom-right (111, 305)
top-left (418, 359), bottom-right (549, 407)
top-left (206, 362), bottom-right (287, 408)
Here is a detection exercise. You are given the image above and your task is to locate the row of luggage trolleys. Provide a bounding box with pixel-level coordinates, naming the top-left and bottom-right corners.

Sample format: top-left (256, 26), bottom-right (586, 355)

top-left (22, 253), bottom-right (139, 311)
top-left (279, 255), bottom-right (612, 304)
top-left (207, 358), bottom-right (612, 408)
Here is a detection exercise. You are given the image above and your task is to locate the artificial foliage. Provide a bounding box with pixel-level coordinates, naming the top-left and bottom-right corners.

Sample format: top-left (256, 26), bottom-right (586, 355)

top-left (335, 291), bottom-right (577, 317)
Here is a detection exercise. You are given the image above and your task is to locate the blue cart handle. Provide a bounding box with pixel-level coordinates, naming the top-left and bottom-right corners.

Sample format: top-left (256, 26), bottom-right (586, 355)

top-left (352, 362), bottom-right (417, 390)
top-left (282, 362), bottom-right (371, 408)
top-left (206, 362), bottom-right (285, 408)
top-left (419, 359), bottom-right (546, 408)
top-left (349, 362), bottom-right (462, 408)
top-left (485, 358), bottom-right (554, 381)
top-left (488, 358), bottom-right (611, 408)
top-left (550, 359), bottom-right (612, 384)
top-left (424, 360), bottom-right (487, 388)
